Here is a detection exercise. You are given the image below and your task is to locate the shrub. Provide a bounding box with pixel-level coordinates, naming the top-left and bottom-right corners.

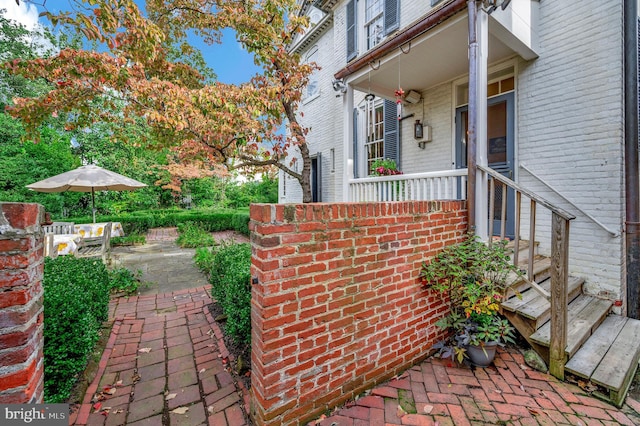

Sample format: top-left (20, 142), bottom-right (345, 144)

top-left (108, 268), bottom-right (140, 295)
top-left (194, 246), bottom-right (215, 276)
top-left (176, 221), bottom-right (216, 248)
top-left (63, 208), bottom-right (250, 236)
top-left (207, 242), bottom-right (252, 344)
top-left (43, 256), bottom-right (110, 403)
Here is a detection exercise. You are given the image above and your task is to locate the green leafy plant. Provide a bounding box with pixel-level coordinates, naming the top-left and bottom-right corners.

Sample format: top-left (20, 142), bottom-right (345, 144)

top-left (370, 158), bottom-right (402, 176)
top-left (176, 221), bottom-right (216, 248)
top-left (111, 234), bottom-right (146, 246)
top-left (420, 234), bottom-right (521, 363)
top-left (108, 267), bottom-right (141, 295)
top-left (207, 241), bottom-right (252, 344)
top-left (43, 256), bottom-right (110, 403)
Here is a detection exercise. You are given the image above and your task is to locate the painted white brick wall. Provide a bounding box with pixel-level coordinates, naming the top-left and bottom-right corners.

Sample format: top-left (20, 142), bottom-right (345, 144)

top-left (284, 0), bottom-right (627, 299)
top-left (401, 83), bottom-right (455, 173)
top-left (280, 20), bottom-right (345, 203)
top-left (517, 0), bottom-right (624, 298)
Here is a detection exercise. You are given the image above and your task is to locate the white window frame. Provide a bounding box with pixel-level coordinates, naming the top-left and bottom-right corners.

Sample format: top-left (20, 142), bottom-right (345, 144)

top-left (364, 0), bottom-right (384, 50)
top-left (303, 46), bottom-right (320, 103)
top-left (364, 98), bottom-right (384, 175)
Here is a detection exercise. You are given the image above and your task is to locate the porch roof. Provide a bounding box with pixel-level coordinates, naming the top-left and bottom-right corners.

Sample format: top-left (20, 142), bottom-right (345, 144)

top-left (336, 0), bottom-right (536, 100)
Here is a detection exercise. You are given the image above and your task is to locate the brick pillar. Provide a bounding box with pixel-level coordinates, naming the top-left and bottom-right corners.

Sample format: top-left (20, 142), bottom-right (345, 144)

top-left (0, 203), bottom-right (45, 403)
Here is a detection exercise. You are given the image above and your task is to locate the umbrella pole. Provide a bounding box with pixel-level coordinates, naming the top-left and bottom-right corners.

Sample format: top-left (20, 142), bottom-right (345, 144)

top-left (92, 187), bottom-right (96, 223)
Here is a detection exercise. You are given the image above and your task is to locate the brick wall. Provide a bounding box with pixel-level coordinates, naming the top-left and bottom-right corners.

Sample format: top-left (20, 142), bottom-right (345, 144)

top-left (250, 200), bottom-right (467, 425)
top-left (0, 203), bottom-right (45, 403)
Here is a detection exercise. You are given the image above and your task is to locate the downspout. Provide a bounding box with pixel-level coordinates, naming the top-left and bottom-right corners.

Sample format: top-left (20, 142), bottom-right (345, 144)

top-left (466, 0), bottom-right (478, 232)
top-left (624, 0), bottom-right (640, 319)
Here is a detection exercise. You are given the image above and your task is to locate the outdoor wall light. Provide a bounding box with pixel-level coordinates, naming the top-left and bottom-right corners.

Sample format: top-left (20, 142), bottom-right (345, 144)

top-left (414, 120), bottom-right (423, 140)
top-left (332, 79), bottom-right (347, 93)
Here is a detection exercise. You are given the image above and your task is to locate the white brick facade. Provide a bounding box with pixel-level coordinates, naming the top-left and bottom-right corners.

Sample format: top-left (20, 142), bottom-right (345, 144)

top-left (283, 0), bottom-right (631, 299)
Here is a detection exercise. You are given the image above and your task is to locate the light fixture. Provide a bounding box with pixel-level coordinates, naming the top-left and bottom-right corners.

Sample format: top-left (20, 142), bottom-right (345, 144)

top-left (414, 120), bottom-right (423, 140)
top-left (332, 79), bottom-right (347, 93)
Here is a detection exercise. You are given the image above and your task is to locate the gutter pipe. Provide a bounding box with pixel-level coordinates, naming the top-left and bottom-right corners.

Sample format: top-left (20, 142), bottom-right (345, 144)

top-left (625, 0), bottom-right (640, 319)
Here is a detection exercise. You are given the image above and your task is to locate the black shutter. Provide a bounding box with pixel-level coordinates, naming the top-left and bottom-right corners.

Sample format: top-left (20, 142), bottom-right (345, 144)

top-left (383, 99), bottom-right (399, 165)
top-left (346, 0), bottom-right (357, 62)
top-left (384, 0), bottom-right (399, 35)
top-left (353, 108), bottom-right (359, 178)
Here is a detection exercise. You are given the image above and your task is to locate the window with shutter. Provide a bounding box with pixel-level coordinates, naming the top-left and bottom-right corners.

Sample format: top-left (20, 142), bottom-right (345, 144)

top-left (383, 99), bottom-right (399, 165)
top-left (384, 0), bottom-right (399, 35)
top-left (365, 100), bottom-right (385, 174)
top-left (346, 0), bottom-right (357, 61)
top-left (353, 108), bottom-right (360, 178)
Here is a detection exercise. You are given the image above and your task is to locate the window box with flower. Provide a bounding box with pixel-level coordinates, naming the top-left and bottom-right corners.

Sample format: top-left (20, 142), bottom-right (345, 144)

top-left (370, 158), bottom-right (404, 200)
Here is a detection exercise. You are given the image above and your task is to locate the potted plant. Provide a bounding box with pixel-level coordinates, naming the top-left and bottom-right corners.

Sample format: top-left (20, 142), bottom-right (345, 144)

top-left (420, 234), bottom-right (522, 366)
top-left (370, 158), bottom-right (402, 176)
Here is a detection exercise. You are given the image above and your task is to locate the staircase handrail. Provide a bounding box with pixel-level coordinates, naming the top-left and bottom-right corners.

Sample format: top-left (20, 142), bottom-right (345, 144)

top-left (478, 165), bottom-right (575, 221)
top-left (478, 164), bottom-right (574, 380)
top-left (520, 163), bottom-right (620, 237)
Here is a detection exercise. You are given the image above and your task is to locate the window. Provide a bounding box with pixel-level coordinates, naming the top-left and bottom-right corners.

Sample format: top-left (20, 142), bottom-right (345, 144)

top-left (365, 0), bottom-right (384, 49)
top-left (304, 47), bottom-right (319, 100)
top-left (366, 99), bottom-right (384, 174)
top-left (347, 0), bottom-right (399, 61)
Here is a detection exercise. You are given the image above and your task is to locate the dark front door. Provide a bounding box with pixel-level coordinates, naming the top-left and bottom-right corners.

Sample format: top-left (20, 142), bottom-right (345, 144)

top-left (456, 92), bottom-right (515, 238)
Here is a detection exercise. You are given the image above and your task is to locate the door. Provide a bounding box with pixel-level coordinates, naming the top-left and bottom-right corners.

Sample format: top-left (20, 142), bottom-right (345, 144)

top-left (311, 153), bottom-right (322, 202)
top-left (456, 92), bottom-right (515, 238)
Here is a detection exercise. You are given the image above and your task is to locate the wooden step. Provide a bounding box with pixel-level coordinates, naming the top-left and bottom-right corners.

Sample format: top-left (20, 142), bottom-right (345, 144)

top-left (530, 295), bottom-right (612, 358)
top-left (505, 239), bottom-right (538, 262)
top-left (565, 315), bottom-right (640, 407)
top-left (502, 276), bottom-right (584, 329)
top-left (507, 256), bottom-right (552, 295)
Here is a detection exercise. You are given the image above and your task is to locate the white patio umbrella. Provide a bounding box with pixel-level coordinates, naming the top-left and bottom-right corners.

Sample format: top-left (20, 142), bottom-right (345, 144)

top-left (27, 164), bottom-right (147, 223)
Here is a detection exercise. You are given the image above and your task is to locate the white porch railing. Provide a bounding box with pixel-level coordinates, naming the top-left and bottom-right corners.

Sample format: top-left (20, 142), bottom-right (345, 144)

top-left (348, 169), bottom-right (468, 202)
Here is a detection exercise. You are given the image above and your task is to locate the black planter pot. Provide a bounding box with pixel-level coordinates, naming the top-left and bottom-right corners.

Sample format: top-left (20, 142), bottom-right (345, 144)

top-left (465, 341), bottom-right (499, 367)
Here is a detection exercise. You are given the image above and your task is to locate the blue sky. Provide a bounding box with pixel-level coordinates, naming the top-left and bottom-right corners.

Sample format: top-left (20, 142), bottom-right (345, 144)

top-left (5, 1), bottom-right (260, 85)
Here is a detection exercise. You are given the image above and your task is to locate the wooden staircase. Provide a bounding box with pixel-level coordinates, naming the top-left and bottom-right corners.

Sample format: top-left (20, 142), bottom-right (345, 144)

top-left (500, 243), bottom-right (640, 407)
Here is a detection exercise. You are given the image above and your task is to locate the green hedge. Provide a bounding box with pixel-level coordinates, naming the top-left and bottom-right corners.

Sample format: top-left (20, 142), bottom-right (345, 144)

top-left (62, 208), bottom-right (250, 236)
top-left (198, 243), bottom-right (252, 344)
top-left (43, 256), bottom-right (110, 403)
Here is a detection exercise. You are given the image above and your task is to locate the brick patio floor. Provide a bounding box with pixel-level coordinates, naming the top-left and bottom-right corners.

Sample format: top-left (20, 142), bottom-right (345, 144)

top-left (68, 228), bottom-right (640, 425)
top-left (69, 286), bottom-right (251, 426)
top-left (313, 348), bottom-right (640, 426)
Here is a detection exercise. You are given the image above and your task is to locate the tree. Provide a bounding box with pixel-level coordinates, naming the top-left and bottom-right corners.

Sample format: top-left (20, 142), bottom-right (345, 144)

top-left (5, 0), bottom-right (318, 202)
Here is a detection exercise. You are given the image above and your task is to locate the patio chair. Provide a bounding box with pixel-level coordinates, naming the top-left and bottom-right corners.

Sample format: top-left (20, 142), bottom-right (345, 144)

top-left (43, 222), bottom-right (75, 235)
top-left (43, 233), bottom-right (58, 259)
top-left (76, 222), bottom-right (112, 263)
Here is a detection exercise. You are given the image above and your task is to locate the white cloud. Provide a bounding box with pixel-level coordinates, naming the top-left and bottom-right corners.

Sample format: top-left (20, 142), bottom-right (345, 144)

top-left (3, 1), bottom-right (41, 30)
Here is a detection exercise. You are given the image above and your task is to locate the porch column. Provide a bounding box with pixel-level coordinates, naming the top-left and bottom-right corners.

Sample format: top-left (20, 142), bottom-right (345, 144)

top-left (342, 84), bottom-right (355, 201)
top-left (468, 0), bottom-right (489, 240)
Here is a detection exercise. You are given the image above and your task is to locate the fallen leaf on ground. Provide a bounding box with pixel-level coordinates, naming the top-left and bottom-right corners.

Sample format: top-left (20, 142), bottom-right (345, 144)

top-left (528, 408), bottom-right (541, 415)
top-left (423, 404), bottom-right (434, 414)
top-left (519, 364), bottom-right (529, 370)
top-left (113, 409), bottom-right (124, 414)
top-left (494, 389), bottom-right (502, 394)
top-left (165, 393), bottom-right (177, 401)
top-left (397, 405), bottom-right (407, 418)
top-left (578, 380), bottom-right (598, 392)
top-left (138, 348), bottom-right (152, 353)
top-left (207, 406), bottom-right (214, 415)
top-left (92, 402), bottom-right (102, 411)
top-left (171, 407), bottom-right (189, 415)
top-left (115, 380), bottom-right (123, 387)
top-left (103, 387), bottom-right (116, 395)
top-left (199, 368), bottom-right (206, 374)
top-left (132, 373), bottom-right (141, 384)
